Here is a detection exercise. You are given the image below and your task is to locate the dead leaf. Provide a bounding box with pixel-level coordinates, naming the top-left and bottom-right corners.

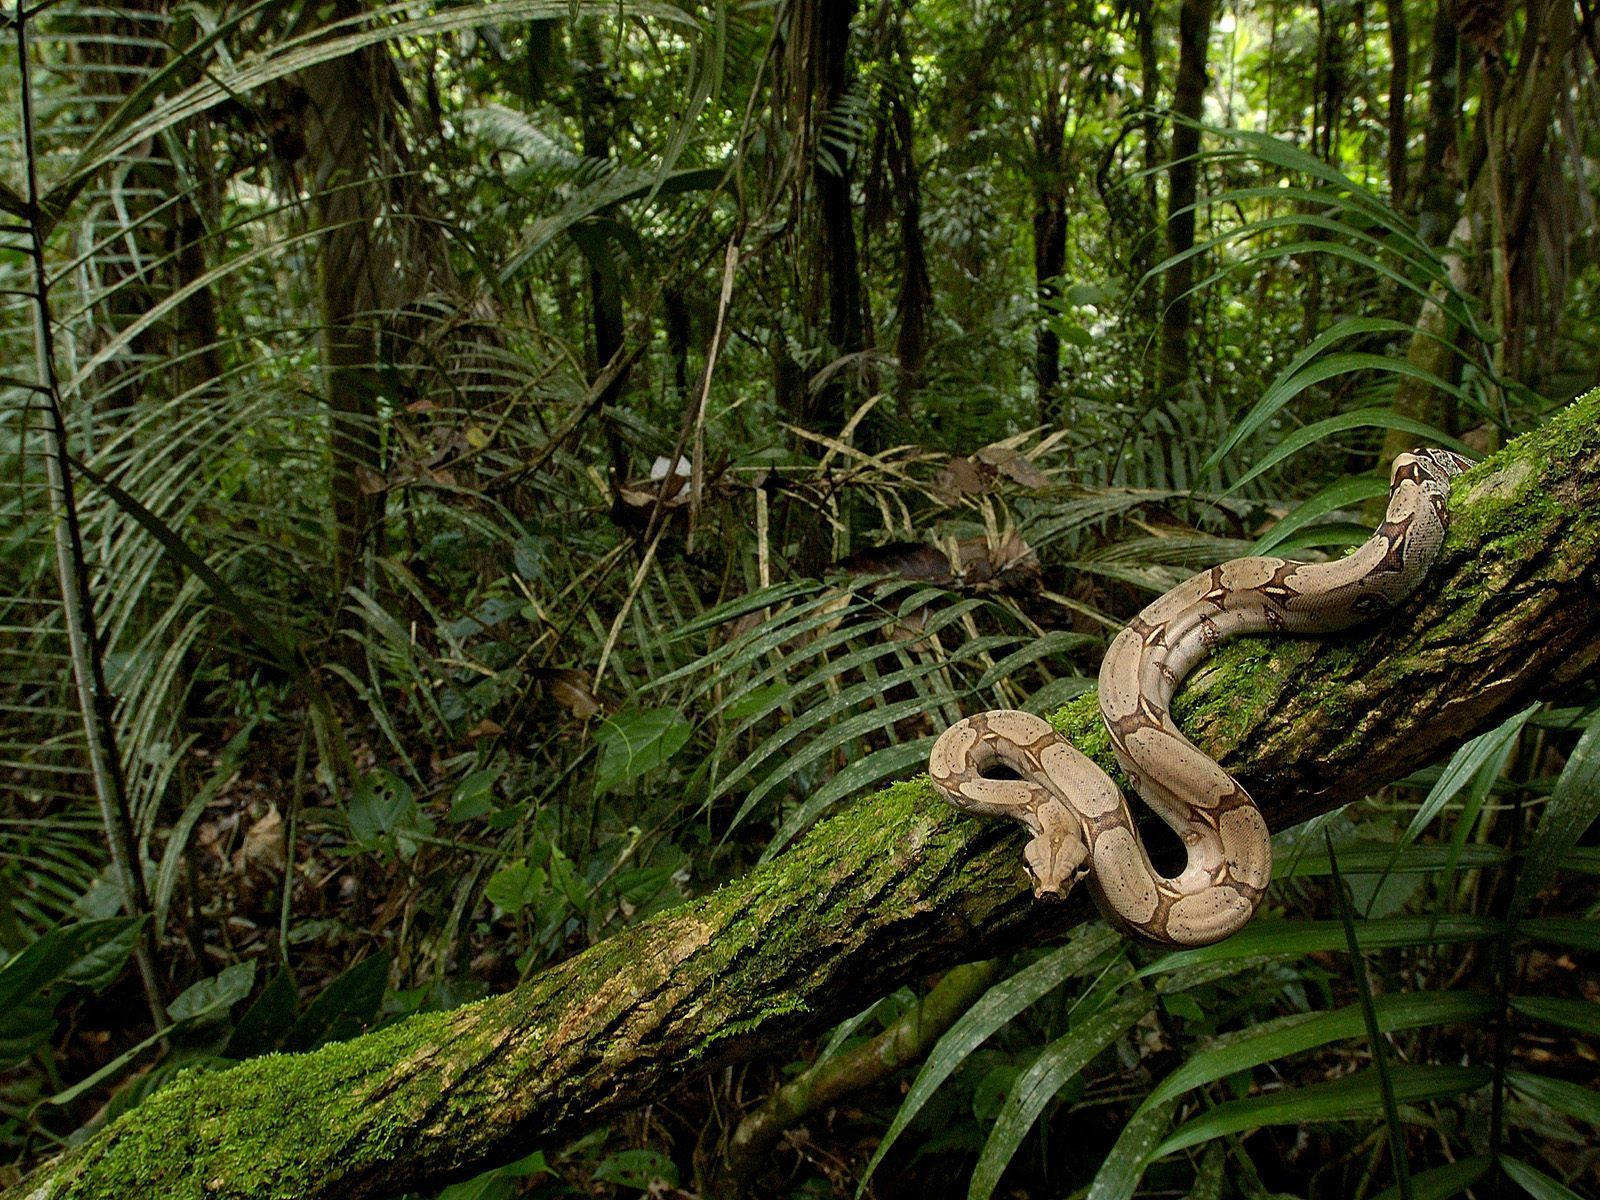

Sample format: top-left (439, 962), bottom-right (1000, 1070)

top-left (466, 718), bottom-right (504, 739)
top-left (933, 455), bottom-right (988, 500)
top-left (836, 541), bottom-right (953, 583)
top-left (546, 669), bottom-right (601, 719)
top-left (974, 444), bottom-right (1052, 489)
top-left (236, 805), bottom-right (285, 877)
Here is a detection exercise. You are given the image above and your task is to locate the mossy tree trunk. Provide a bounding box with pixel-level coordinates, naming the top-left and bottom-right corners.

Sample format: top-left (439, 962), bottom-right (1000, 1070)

top-left (11, 391), bottom-right (1600, 1200)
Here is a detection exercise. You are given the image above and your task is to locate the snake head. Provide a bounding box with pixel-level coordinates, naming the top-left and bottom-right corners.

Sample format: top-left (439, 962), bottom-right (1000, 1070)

top-left (1022, 822), bottom-right (1091, 901)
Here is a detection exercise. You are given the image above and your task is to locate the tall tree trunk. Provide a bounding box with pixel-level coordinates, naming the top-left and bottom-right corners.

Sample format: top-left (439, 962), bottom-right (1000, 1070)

top-left (1416, 3), bottom-right (1463, 244)
top-left (302, 38), bottom-right (393, 588)
top-left (1386, 0), bottom-right (1410, 207)
top-left (1380, 0), bottom-right (1577, 469)
top-left (13, 389), bottom-right (1600, 1200)
top-left (575, 21), bottom-right (631, 477)
top-left (810, 0), bottom-right (867, 438)
top-left (1032, 90), bottom-right (1068, 413)
top-left (781, 0), bottom-right (868, 572)
top-left (885, 21), bottom-right (930, 402)
top-left (1157, 0), bottom-right (1216, 398)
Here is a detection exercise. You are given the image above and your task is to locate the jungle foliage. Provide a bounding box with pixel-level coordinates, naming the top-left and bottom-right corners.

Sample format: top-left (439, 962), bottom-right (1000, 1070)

top-left (0, 0), bottom-right (1597, 1197)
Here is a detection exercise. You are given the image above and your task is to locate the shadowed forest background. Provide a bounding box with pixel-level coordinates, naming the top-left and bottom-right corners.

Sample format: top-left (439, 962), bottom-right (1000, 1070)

top-left (2, 0), bottom-right (1599, 1197)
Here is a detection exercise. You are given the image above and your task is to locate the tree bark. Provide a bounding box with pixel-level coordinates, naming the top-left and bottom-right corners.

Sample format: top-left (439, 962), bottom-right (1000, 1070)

top-left (1385, 0), bottom-right (1410, 208)
top-left (1379, 0), bottom-right (1576, 469)
top-left (1032, 89), bottom-right (1068, 411)
top-left (1416, 0), bottom-right (1462, 244)
top-left (1157, 0), bottom-right (1216, 398)
top-left (12, 389), bottom-right (1600, 1200)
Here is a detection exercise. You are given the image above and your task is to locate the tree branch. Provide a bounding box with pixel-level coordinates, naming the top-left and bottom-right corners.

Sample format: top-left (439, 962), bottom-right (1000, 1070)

top-left (12, 389), bottom-right (1600, 1200)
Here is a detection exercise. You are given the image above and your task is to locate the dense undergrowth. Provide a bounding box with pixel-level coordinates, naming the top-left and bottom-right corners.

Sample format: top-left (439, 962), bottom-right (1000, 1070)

top-left (1, 1), bottom-right (1597, 1198)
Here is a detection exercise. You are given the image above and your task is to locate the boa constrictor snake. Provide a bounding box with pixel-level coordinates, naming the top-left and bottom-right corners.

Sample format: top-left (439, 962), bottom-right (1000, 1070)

top-left (928, 448), bottom-right (1473, 947)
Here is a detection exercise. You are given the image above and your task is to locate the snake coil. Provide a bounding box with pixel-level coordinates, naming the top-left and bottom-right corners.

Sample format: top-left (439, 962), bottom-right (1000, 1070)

top-left (928, 447), bottom-right (1472, 947)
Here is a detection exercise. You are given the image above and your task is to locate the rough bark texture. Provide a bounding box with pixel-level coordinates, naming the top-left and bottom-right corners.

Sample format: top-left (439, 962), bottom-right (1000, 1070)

top-left (1032, 90), bottom-right (1068, 409)
top-left (11, 390), bottom-right (1600, 1200)
top-left (1380, 0), bottom-right (1577, 467)
top-left (1157, 0), bottom-right (1216, 397)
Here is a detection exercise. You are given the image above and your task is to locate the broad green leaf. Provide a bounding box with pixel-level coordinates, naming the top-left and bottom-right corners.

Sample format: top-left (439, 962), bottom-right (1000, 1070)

top-left (1506, 1071), bottom-right (1600, 1128)
top-left (1368, 1156), bottom-right (1491, 1200)
top-left (486, 862), bottom-right (546, 914)
top-left (969, 991), bottom-right (1154, 1200)
top-left (1143, 991), bottom-right (1493, 1113)
top-left (225, 968), bottom-right (300, 1060)
top-left (592, 1148), bottom-right (678, 1190)
top-left (1250, 475), bottom-right (1392, 555)
top-left (1500, 1156), bottom-right (1587, 1200)
top-left (1228, 406), bottom-right (1473, 496)
top-left (1512, 705), bottom-right (1600, 917)
top-left (286, 952), bottom-right (391, 1052)
top-left (858, 926), bottom-right (1122, 1194)
top-left (1153, 1065), bottom-right (1490, 1158)
top-left (348, 769), bottom-right (416, 848)
top-left (593, 708), bottom-right (692, 795)
top-left (1087, 1095), bottom-right (1181, 1200)
top-left (449, 768), bottom-right (502, 823)
top-left (1140, 915), bottom-right (1498, 978)
top-left (1509, 996), bottom-right (1600, 1037)
top-left (168, 961), bottom-right (257, 1023)
top-left (0, 917), bottom-right (144, 1014)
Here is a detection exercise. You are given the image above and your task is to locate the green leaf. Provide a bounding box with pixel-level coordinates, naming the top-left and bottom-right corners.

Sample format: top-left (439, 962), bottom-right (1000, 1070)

top-left (1519, 917), bottom-right (1600, 952)
top-left (1398, 706), bottom-right (1536, 853)
top-left (1328, 836), bottom-right (1413, 1198)
top-left (1206, 317), bottom-right (1425, 474)
top-left (592, 1148), bottom-right (678, 1190)
top-left (723, 681), bottom-right (789, 722)
top-left (1512, 706), bottom-right (1600, 917)
top-left (449, 767), bottom-right (502, 823)
top-left (486, 862), bottom-right (546, 914)
top-left (1500, 1156), bottom-right (1587, 1200)
top-left (1087, 1095), bottom-right (1181, 1200)
top-left (348, 768), bottom-right (415, 847)
top-left (1250, 475), bottom-right (1392, 555)
top-left (762, 738), bottom-right (933, 860)
top-left (1227, 406), bottom-right (1472, 496)
top-left (593, 708), bottom-right (692, 795)
top-left (1139, 915), bottom-right (1498, 978)
top-left (225, 967), bottom-right (300, 1060)
top-left (1152, 1065), bottom-right (1490, 1158)
top-left (0, 917), bottom-right (144, 1014)
top-left (1509, 996), bottom-right (1600, 1038)
top-left (858, 926), bottom-right (1122, 1194)
top-left (969, 990), bottom-right (1154, 1200)
top-left (1276, 841), bottom-right (1508, 877)
top-left (153, 721), bottom-right (257, 932)
top-left (438, 1151), bottom-right (551, 1200)
top-left (1142, 991), bottom-right (1493, 1114)
top-left (285, 952), bottom-right (391, 1051)
top-left (168, 961), bottom-right (257, 1023)
top-left (1506, 1070), bottom-right (1600, 1128)
top-left (1368, 1156), bottom-right (1491, 1200)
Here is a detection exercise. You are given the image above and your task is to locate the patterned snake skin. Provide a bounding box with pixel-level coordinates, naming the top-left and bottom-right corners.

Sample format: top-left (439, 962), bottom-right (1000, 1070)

top-left (928, 448), bottom-right (1473, 946)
